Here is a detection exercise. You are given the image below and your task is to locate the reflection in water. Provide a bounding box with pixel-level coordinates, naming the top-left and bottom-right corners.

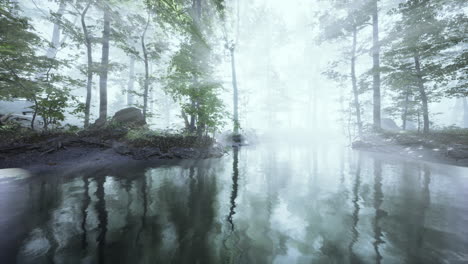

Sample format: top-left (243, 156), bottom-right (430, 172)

top-left (349, 154), bottom-right (361, 263)
top-left (1, 144), bottom-right (468, 264)
top-left (373, 160), bottom-right (384, 264)
top-left (81, 177), bottom-right (90, 250)
top-left (227, 147), bottom-right (239, 231)
top-left (95, 176), bottom-right (108, 264)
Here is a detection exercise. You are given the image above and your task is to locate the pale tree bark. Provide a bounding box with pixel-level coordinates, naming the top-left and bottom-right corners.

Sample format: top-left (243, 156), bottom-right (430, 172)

top-left (127, 56), bottom-right (135, 106)
top-left (81, 1), bottom-right (93, 128)
top-left (402, 88), bottom-right (410, 130)
top-left (141, 12), bottom-right (150, 121)
top-left (463, 97), bottom-right (468, 128)
top-left (351, 26), bottom-right (363, 138)
top-left (371, 0), bottom-right (381, 130)
top-left (230, 47), bottom-right (239, 135)
top-left (46, 0), bottom-right (66, 59)
top-left (413, 53), bottom-right (429, 133)
top-left (98, 6), bottom-right (111, 124)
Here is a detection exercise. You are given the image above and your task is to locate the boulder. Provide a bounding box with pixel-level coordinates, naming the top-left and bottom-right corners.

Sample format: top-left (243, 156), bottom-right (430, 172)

top-left (381, 118), bottom-right (400, 131)
top-left (112, 142), bottom-right (132, 155)
top-left (169, 147), bottom-right (200, 159)
top-left (132, 147), bottom-right (162, 160)
top-left (111, 107), bottom-right (146, 127)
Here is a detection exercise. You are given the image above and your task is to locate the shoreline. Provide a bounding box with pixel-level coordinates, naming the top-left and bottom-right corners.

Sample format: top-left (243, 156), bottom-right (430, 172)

top-left (353, 132), bottom-right (468, 168)
top-left (0, 133), bottom-right (226, 172)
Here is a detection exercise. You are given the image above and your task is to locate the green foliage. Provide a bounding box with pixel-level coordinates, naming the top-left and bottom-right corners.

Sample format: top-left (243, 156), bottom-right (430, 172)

top-left (165, 42), bottom-right (226, 134)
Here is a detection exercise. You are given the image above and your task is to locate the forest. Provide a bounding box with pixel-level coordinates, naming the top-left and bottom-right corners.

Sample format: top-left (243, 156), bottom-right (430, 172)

top-left (0, 0), bottom-right (468, 263)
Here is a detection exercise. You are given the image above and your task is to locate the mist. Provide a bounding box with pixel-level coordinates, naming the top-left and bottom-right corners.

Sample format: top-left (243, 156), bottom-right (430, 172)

top-left (1, 0), bottom-right (468, 263)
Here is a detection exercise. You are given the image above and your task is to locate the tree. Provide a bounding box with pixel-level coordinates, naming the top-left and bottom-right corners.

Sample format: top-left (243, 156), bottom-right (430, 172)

top-left (385, 0), bottom-right (465, 133)
top-left (1, 1), bottom-right (79, 130)
top-left (370, 0), bottom-right (381, 130)
top-left (319, 0), bottom-right (371, 138)
top-left (96, 1), bottom-right (111, 125)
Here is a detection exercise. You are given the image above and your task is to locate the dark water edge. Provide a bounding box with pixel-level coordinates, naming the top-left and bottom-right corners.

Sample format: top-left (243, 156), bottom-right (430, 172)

top-left (1, 143), bottom-right (468, 264)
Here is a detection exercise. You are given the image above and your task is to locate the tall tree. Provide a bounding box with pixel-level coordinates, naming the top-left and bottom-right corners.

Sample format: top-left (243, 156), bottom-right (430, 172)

top-left (97, 2), bottom-right (111, 124)
top-left (319, 0), bottom-right (370, 137)
top-left (141, 11), bottom-right (150, 121)
top-left (385, 0), bottom-right (464, 133)
top-left (371, 0), bottom-right (381, 130)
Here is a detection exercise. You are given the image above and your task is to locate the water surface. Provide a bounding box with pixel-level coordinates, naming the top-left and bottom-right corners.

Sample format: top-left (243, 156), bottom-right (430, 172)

top-left (1, 142), bottom-right (468, 264)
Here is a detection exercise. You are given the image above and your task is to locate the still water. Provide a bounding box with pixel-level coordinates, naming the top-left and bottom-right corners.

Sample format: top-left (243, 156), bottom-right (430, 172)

top-left (1, 142), bottom-right (468, 264)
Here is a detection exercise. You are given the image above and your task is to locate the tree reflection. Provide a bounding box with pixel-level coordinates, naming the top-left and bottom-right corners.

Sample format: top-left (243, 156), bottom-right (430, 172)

top-left (349, 154), bottom-right (361, 263)
top-left (95, 176), bottom-right (108, 264)
top-left (373, 160), bottom-right (384, 264)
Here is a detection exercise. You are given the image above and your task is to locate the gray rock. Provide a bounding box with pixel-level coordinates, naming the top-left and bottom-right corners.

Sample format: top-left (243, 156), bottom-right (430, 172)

top-left (382, 118), bottom-right (400, 131)
top-left (132, 147), bottom-right (162, 160)
top-left (169, 147), bottom-right (200, 159)
top-left (111, 107), bottom-right (146, 127)
top-left (112, 142), bottom-right (132, 155)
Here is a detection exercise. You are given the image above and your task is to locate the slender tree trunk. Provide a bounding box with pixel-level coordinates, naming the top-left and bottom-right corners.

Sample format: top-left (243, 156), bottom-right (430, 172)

top-left (141, 13), bottom-right (150, 122)
top-left (82, 1), bottom-right (92, 128)
top-left (463, 97), bottom-right (468, 128)
top-left (46, 0), bottom-right (66, 59)
top-left (127, 56), bottom-right (135, 106)
top-left (413, 54), bottom-right (429, 133)
top-left (230, 48), bottom-right (239, 135)
top-left (372, 0), bottom-right (381, 130)
top-left (98, 7), bottom-right (110, 124)
top-left (351, 26), bottom-right (362, 138)
top-left (402, 89), bottom-right (410, 130)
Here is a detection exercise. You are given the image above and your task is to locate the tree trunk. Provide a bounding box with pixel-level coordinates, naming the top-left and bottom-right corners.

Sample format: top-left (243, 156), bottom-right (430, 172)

top-left (230, 48), bottom-right (239, 135)
top-left (141, 13), bottom-right (150, 122)
top-left (82, 1), bottom-right (92, 128)
top-left (127, 56), bottom-right (135, 106)
top-left (463, 97), bottom-right (468, 128)
top-left (413, 54), bottom-right (429, 133)
top-left (351, 26), bottom-right (362, 138)
top-left (402, 89), bottom-right (410, 130)
top-left (46, 0), bottom-right (66, 59)
top-left (98, 7), bottom-right (110, 123)
top-left (372, 0), bottom-right (381, 130)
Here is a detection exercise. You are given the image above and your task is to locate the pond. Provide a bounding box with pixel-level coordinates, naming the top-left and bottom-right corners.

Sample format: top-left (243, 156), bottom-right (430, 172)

top-left (1, 142), bottom-right (468, 264)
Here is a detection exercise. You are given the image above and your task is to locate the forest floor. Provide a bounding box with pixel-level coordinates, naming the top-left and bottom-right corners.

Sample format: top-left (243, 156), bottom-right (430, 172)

top-left (353, 129), bottom-right (468, 167)
top-left (0, 127), bottom-right (226, 171)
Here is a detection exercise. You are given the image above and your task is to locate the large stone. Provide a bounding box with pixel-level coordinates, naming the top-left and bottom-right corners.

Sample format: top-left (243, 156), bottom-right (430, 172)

top-left (111, 107), bottom-right (146, 127)
top-left (169, 147), bottom-right (200, 159)
top-left (132, 147), bottom-right (162, 160)
top-left (381, 118), bottom-right (400, 131)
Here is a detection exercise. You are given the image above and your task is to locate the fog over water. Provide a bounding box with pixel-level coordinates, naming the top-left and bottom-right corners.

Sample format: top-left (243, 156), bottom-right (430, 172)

top-left (1, 143), bottom-right (468, 263)
top-left (1, 0), bottom-right (468, 263)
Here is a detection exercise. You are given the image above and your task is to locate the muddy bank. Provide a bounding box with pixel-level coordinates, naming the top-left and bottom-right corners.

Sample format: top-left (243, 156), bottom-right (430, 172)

top-left (353, 132), bottom-right (468, 167)
top-left (0, 131), bottom-right (226, 171)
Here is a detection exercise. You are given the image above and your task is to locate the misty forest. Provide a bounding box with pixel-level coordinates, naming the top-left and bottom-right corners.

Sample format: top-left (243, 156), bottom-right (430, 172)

top-left (0, 0), bottom-right (468, 263)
